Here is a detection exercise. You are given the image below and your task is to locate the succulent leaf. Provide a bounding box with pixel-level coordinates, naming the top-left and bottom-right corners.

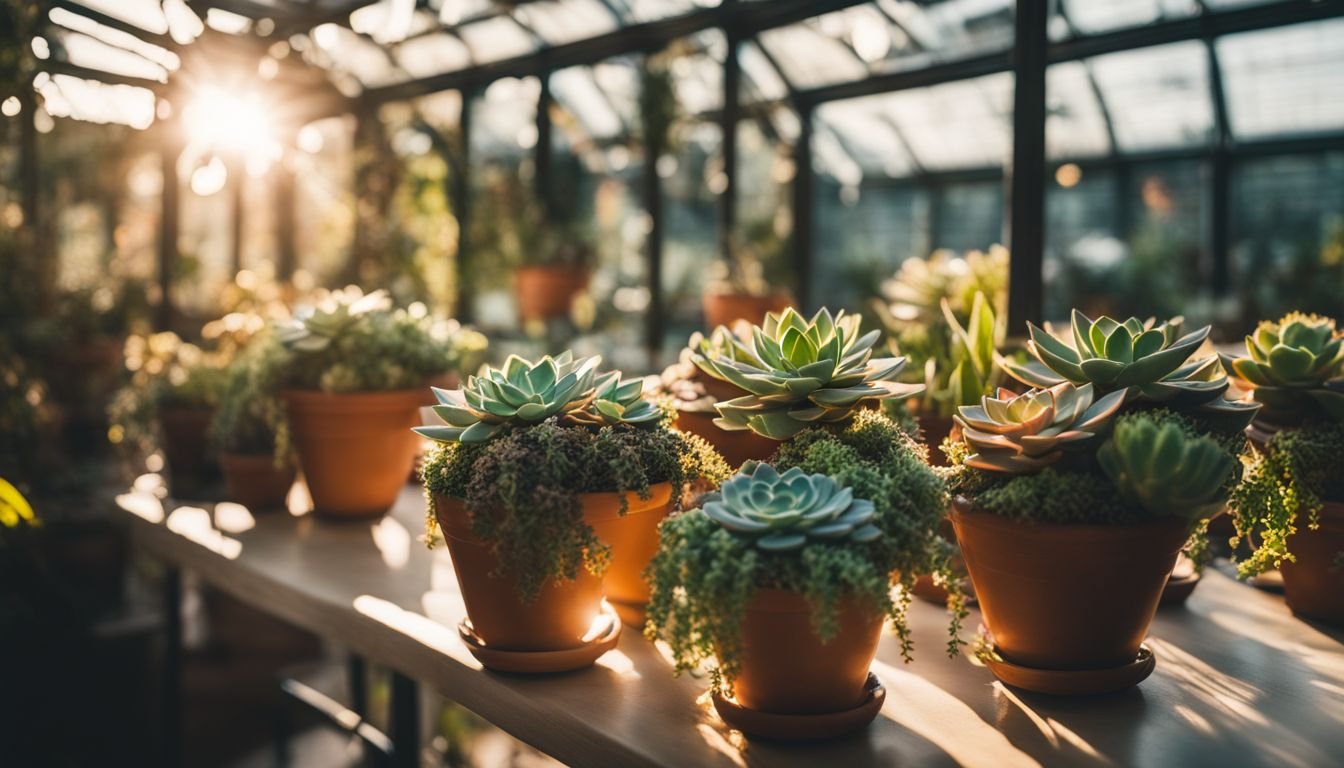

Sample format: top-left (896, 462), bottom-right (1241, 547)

top-left (1096, 414), bottom-right (1235, 520)
top-left (954, 382), bottom-right (1125, 475)
top-left (1221, 313), bottom-right (1344, 425)
top-left (702, 463), bottom-right (881, 552)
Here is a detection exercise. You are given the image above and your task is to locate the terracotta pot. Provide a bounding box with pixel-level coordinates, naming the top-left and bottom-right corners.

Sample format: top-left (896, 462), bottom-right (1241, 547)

top-left (219, 453), bottom-right (296, 511)
top-left (1280, 500), bottom-right (1344, 626)
top-left (951, 497), bottom-right (1190, 670)
top-left (916, 414), bottom-right (958, 467)
top-left (673, 408), bottom-right (777, 469)
top-left (284, 389), bottom-right (423, 519)
top-left (435, 493), bottom-right (611, 651)
top-left (730, 589), bottom-right (884, 714)
top-left (516, 265), bottom-right (589, 322)
top-left (702, 291), bottom-right (792, 330)
top-left (159, 406), bottom-right (216, 491)
top-left (587, 483), bottom-right (675, 627)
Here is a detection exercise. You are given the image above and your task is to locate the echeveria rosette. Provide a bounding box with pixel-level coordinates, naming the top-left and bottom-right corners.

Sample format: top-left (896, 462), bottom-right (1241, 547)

top-left (955, 382), bottom-right (1125, 474)
top-left (689, 307), bottom-right (924, 440)
top-left (1004, 310), bottom-right (1258, 428)
top-left (1218, 313), bottom-right (1344, 425)
top-left (415, 352), bottom-right (600, 443)
top-left (276, 288), bottom-right (393, 352)
top-left (1097, 414), bottom-right (1236, 521)
top-left (701, 463), bottom-right (879, 552)
top-left (567, 371), bottom-right (664, 430)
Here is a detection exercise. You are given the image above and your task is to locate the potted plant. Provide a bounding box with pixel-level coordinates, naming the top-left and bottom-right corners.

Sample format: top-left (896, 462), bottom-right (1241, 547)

top-left (107, 332), bottom-right (228, 495)
top-left (515, 231), bottom-right (594, 325)
top-left (702, 217), bottom-right (793, 329)
top-left (945, 311), bottom-right (1256, 694)
top-left (211, 333), bottom-right (295, 511)
top-left (684, 308), bottom-right (923, 468)
top-left (645, 412), bottom-right (954, 740)
top-left (872, 247), bottom-right (1008, 457)
top-left (418, 352), bottom-right (727, 668)
top-left (273, 288), bottom-right (484, 519)
top-left (1223, 313), bottom-right (1344, 625)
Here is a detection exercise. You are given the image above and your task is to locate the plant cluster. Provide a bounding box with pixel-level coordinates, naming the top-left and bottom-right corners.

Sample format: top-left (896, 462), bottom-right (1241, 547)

top-left (210, 330), bottom-right (290, 457)
top-left (949, 311), bottom-right (1251, 526)
top-left (106, 332), bottom-right (230, 459)
top-left (873, 247), bottom-right (1009, 413)
top-left (275, 287), bottom-right (486, 393)
top-left (1220, 313), bottom-right (1344, 426)
top-left (689, 308), bottom-right (922, 439)
top-left (421, 353), bottom-right (730, 601)
top-left (645, 409), bottom-right (957, 694)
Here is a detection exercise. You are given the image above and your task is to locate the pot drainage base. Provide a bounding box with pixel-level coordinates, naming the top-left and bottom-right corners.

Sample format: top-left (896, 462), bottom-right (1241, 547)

top-left (985, 644), bottom-right (1156, 696)
top-left (711, 672), bottom-right (885, 742)
top-left (458, 605), bottom-right (621, 674)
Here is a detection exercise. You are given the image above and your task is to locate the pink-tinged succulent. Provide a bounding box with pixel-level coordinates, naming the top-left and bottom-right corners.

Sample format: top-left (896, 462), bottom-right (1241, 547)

top-left (955, 382), bottom-right (1126, 474)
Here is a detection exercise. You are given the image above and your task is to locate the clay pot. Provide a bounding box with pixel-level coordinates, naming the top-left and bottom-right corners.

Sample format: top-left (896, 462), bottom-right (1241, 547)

top-left (1280, 500), bottom-right (1344, 626)
top-left (951, 497), bottom-right (1190, 670)
top-left (219, 453), bottom-right (296, 511)
top-left (284, 389), bottom-right (423, 519)
top-left (729, 589), bottom-right (884, 714)
top-left (673, 408), bottom-right (777, 469)
top-left (516, 265), bottom-right (589, 322)
top-left (159, 406), bottom-right (217, 492)
top-left (702, 291), bottom-right (792, 331)
top-left (435, 494), bottom-right (611, 651)
top-left (588, 483), bottom-right (675, 627)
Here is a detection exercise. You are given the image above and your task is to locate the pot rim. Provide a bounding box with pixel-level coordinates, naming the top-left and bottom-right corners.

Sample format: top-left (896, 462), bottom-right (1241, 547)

top-left (435, 481), bottom-right (675, 530)
top-left (744, 587), bottom-right (883, 617)
top-left (951, 495), bottom-right (1194, 541)
top-left (282, 387), bottom-right (429, 411)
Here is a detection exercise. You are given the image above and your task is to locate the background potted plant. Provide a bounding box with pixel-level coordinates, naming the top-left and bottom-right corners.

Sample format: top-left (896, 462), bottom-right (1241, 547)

top-left (211, 333), bottom-right (295, 511)
top-left (418, 352), bottom-right (726, 669)
top-left (1223, 313), bottom-right (1344, 625)
top-left (701, 217), bottom-right (793, 330)
top-left (273, 288), bottom-right (484, 519)
top-left (946, 312), bottom-right (1255, 694)
top-left (107, 332), bottom-right (228, 495)
top-left (685, 308), bottom-right (923, 468)
top-left (646, 414), bottom-right (954, 740)
top-left (872, 247), bottom-right (1008, 455)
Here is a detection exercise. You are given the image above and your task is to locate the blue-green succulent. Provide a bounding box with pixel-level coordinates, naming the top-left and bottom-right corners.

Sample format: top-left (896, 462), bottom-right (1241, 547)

top-left (702, 463), bottom-right (879, 552)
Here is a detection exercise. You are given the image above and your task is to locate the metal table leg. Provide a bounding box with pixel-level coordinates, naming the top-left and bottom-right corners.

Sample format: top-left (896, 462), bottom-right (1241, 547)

top-left (162, 566), bottom-right (183, 768)
top-left (390, 672), bottom-right (420, 768)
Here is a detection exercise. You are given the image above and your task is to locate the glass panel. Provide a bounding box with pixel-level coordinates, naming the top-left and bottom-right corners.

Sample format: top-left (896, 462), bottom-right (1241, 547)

top-left (738, 42), bottom-right (788, 103)
top-left (879, 72), bottom-right (1014, 171)
top-left (875, 0), bottom-right (1014, 69)
top-left (393, 33), bottom-right (473, 79)
top-left (622, 0), bottom-right (704, 23)
top-left (1217, 19), bottom-right (1344, 140)
top-left (48, 7), bottom-right (181, 71)
top-left (50, 30), bottom-right (169, 83)
top-left (663, 122), bottom-right (719, 339)
top-left (935, 181), bottom-right (1003, 251)
top-left (310, 24), bottom-right (406, 88)
top-left (552, 66), bottom-right (625, 140)
top-left (757, 24), bottom-right (867, 90)
top-left (815, 98), bottom-right (916, 177)
top-left (669, 47), bottom-right (722, 115)
top-left (1046, 61), bottom-right (1111, 159)
top-left (1088, 41), bottom-right (1212, 151)
top-left (1230, 153), bottom-right (1344, 326)
top-left (813, 178), bottom-right (933, 310)
top-left (431, 0), bottom-right (494, 25)
top-left (66, 0), bottom-right (168, 35)
top-left (457, 16), bottom-right (537, 63)
top-left (35, 72), bottom-right (156, 129)
top-left (515, 0), bottom-right (619, 45)
top-left (1056, 0), bottom-right (1197, 36)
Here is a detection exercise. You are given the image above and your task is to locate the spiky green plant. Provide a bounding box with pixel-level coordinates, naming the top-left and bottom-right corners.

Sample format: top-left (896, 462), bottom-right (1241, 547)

top-left (1003, 310), bottom-right (1258, 426)
top-left (702, 463), bottom-right (880, 551)
top-left (689, 307), bottom-right (923, 440)
top-left (955, 382), bottom-right (1126, 474)
top-left (568, 370), bottom-right (664, 429)
top-left (1097, 413), bottom-right (1237, 520)
top-left (1219, 312), bottom-right (1344, 425)
top-left (925, 291), bottom-right (1005, 417)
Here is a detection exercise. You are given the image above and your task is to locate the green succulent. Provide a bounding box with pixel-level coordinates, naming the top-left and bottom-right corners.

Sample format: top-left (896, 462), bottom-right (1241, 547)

top-left (702, 463), bottom-right (879, 552)
top-left (567, 370), bottom-right (664, 429)
top-left (276, 288), bottom-right (393, 352)
top-left (1097, 413), bottom-right (1236, 520)
top-left (689, 307), bottom-right (923, 440)
top-left (1219, 313), bottom-right (1344, 425)
top-left (1004, 310), bottom-right (1258, 426)
top-left (955, 382), bottom-right (1126, 474)
top-left (926, 291), bottom-right (1005, 417)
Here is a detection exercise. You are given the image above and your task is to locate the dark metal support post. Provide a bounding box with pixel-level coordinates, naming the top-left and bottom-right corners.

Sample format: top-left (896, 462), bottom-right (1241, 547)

top-left (1006, 0), bottom-right (1048, 331)
top-left (534, 69), bottom-right (554, 216)
top-left (718, 30), bottom-right (741, 262)
top-left (1205, 37), bottom-right (1232, 296)
top-left (229, 156), bottom-right (245, 276)
top-left (389, 672), bottom-right (420, 768)
top-left (274, 158), bottom-right (297, 284)
top-left (158, 131), bottom-right (182, 331)
top-left (642, 79), bottom-right (666, 364)
top-left (18, 84), bottom-right (38, 247)
top-left (454, 91), bottom-right (474, 321)
top-left (347, 654), bottom-right (367, 717)
top-left (791, 103), bottom-right (814, 311)
top-left (161, 566), bottom-right (183, 768)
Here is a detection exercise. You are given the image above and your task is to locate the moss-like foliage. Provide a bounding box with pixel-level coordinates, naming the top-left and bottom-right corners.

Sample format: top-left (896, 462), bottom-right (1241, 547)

top-left (948, 407), bottom-right (1244, 526)
top-left (422, 421), bottom-right (729, 601)
top-left (644, 410), bottom-right (958, 697)
top-left (1229, 422), bottom-right (1344, 577)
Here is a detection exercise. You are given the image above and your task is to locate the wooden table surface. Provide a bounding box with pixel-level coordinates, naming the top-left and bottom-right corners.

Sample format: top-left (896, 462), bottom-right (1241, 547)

top-left (117, 474), bottom-right (1344, 768)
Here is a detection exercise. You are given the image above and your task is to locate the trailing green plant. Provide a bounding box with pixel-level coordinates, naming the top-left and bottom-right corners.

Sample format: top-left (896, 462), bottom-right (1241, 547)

top-left (646, 409), bottom-right (960, 695)
top-left (1004, 311), bottom-right (1258, 429)
top-left (1229, 422), bottom-right (1344, 578)
top-left (107, 332), bottom-right (229, 459)
top-left (420, 353), bottom-right (730, 601)
top-left (275, 287), bottom-right (487, 393)
top-left (688, 307), bottom-right (922, 439)
top-left (957, 382), bottom-right (1125, 474)
top-left (210, 332), bottom-right (289, 457)
top-left (1220, 312), bottom-right (1344, 426)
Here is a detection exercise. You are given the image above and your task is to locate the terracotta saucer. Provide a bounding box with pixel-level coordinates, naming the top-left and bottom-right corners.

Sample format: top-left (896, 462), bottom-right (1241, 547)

top-left (712, 673), bottom-right (886, 741)
top-left (911, 574), bottom-right (977, 607)
top-left (985, 644), bottom-right (1156, 696)
top-left (458, 605), bottom-right (621, 674)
